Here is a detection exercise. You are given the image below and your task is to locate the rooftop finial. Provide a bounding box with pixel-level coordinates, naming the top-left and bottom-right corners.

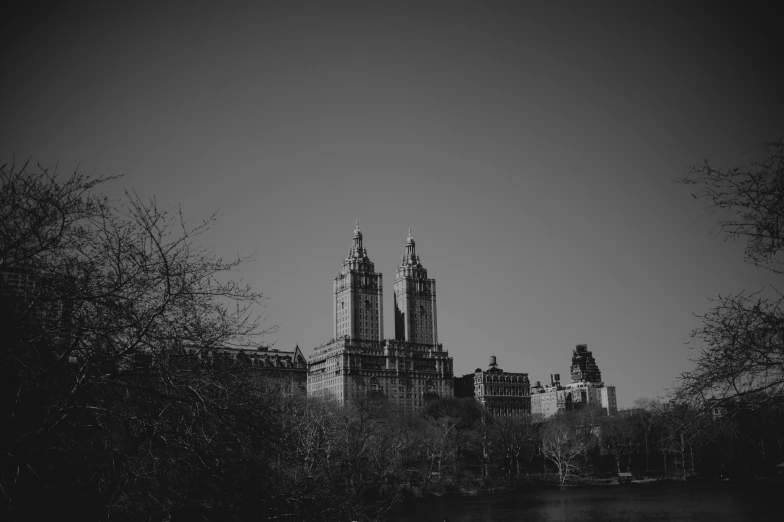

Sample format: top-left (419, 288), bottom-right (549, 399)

top-left (353, 220), bottom-right (362, 238)
top-left (407, 227), bottom-right (413, 241)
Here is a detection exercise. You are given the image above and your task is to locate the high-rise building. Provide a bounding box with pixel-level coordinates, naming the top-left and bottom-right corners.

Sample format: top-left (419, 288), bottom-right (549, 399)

top-left (307, 225), bottom-right (454, 409)
top-left (570, 344), bottom-right (602, 383)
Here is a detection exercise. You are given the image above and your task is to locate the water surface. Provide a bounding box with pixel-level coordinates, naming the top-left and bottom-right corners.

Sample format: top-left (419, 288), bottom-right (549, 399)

top-left (387, 481), bottom-right (780, 521)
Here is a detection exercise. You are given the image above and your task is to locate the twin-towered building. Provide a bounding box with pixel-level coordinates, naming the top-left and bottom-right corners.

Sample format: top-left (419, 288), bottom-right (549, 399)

top-left (305, 223), bottom-right (617, 417)
top-left (307, 223), bottom-right (454, 409)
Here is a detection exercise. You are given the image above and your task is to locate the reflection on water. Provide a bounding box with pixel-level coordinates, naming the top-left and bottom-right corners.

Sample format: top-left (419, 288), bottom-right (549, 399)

top-left (387, 482), bottom-right (781, 521)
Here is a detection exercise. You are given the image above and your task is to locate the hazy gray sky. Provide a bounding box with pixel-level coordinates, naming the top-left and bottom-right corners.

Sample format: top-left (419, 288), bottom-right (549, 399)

top-left (2, 1), bottom-right (783, 407)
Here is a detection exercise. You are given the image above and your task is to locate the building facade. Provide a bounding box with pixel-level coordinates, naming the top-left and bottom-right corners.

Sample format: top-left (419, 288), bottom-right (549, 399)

top-left (176, 344), bottom-right (308, 396)
top-left (237, 344), bottom-right (308, 396)
top-left (560, 382), bottom-right (617, 416)
top-left (454, 373), bottom-right (476, 398)
top-left (474, 356), bottom-right (531, 417)
top-left (599, 385), bottom-right (618, 414)
top-left (308, 224), bottom-right (454, 409)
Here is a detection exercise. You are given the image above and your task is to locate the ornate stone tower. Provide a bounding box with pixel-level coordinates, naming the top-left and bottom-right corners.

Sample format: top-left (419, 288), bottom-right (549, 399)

top-left (393, 229), bottom-right (438, 346)
top-left (333, 222), bottom-right (383, 341)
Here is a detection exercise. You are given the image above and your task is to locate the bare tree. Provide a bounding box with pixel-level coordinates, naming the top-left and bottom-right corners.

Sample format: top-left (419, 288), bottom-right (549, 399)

top-left (474, 410), bottom-right (494, 482)
top-left (663, 403), bottom-right (711, 480)
top-left (492, 415), bottom-right (534, 484)
top-left (420, 417), bottom-right (459, 487)
top-left (631, 398), bottom-right (660, 472)
top-left (540, 413), bottom-right (593, 484)
top-left (676, 141), bottom-right (784, 412)
top-left (599, 415), bottom-right (635, 473)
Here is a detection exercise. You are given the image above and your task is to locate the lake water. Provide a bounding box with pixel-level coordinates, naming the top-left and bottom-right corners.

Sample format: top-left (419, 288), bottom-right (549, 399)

top-left (387, 481), bottom-right (781, 521)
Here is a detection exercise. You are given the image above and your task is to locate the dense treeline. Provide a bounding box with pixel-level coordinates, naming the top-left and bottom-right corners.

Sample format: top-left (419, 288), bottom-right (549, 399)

top-left (532, 400), bottom-right (784, 484)
top-left (391, 398), bottom-right (784, 490)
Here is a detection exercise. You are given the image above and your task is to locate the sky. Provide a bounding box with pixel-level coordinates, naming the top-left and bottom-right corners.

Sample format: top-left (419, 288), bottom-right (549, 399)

top-left (2, 1), bottom-right (783, 408)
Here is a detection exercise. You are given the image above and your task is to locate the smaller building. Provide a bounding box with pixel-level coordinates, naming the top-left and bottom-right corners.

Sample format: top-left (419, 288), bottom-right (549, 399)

top-left (563, 381), bottom-right (618, 416)
top-left (599, 385), bottom-right (618, 415)
top-left (190, 344), bottom-right (308, 397)
top-left (530, 374), bottom-right (572, 418)
top-left (530, 374), bottom-right (618, 418)
top-left (474, 356), bottom-right (530, 417)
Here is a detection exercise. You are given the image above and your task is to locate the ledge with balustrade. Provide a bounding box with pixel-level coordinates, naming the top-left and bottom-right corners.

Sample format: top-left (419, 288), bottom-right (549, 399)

top-left (308, 336), bottom-right (447, 362)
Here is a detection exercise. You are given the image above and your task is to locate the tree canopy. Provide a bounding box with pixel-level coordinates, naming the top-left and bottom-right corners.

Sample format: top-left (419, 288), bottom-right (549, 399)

top-left (0, 160), bottom-right (275, 519)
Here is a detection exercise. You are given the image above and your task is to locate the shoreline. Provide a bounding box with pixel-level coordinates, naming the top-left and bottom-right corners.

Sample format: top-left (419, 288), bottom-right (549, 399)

top-left (412, 474), bottom-right (784, 499)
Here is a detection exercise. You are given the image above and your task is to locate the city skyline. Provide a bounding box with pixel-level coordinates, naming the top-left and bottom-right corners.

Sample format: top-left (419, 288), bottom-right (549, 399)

top-left (313, 222), bottom-right (620, 401)
top-left (2, 2), bottom-right (783, 408)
